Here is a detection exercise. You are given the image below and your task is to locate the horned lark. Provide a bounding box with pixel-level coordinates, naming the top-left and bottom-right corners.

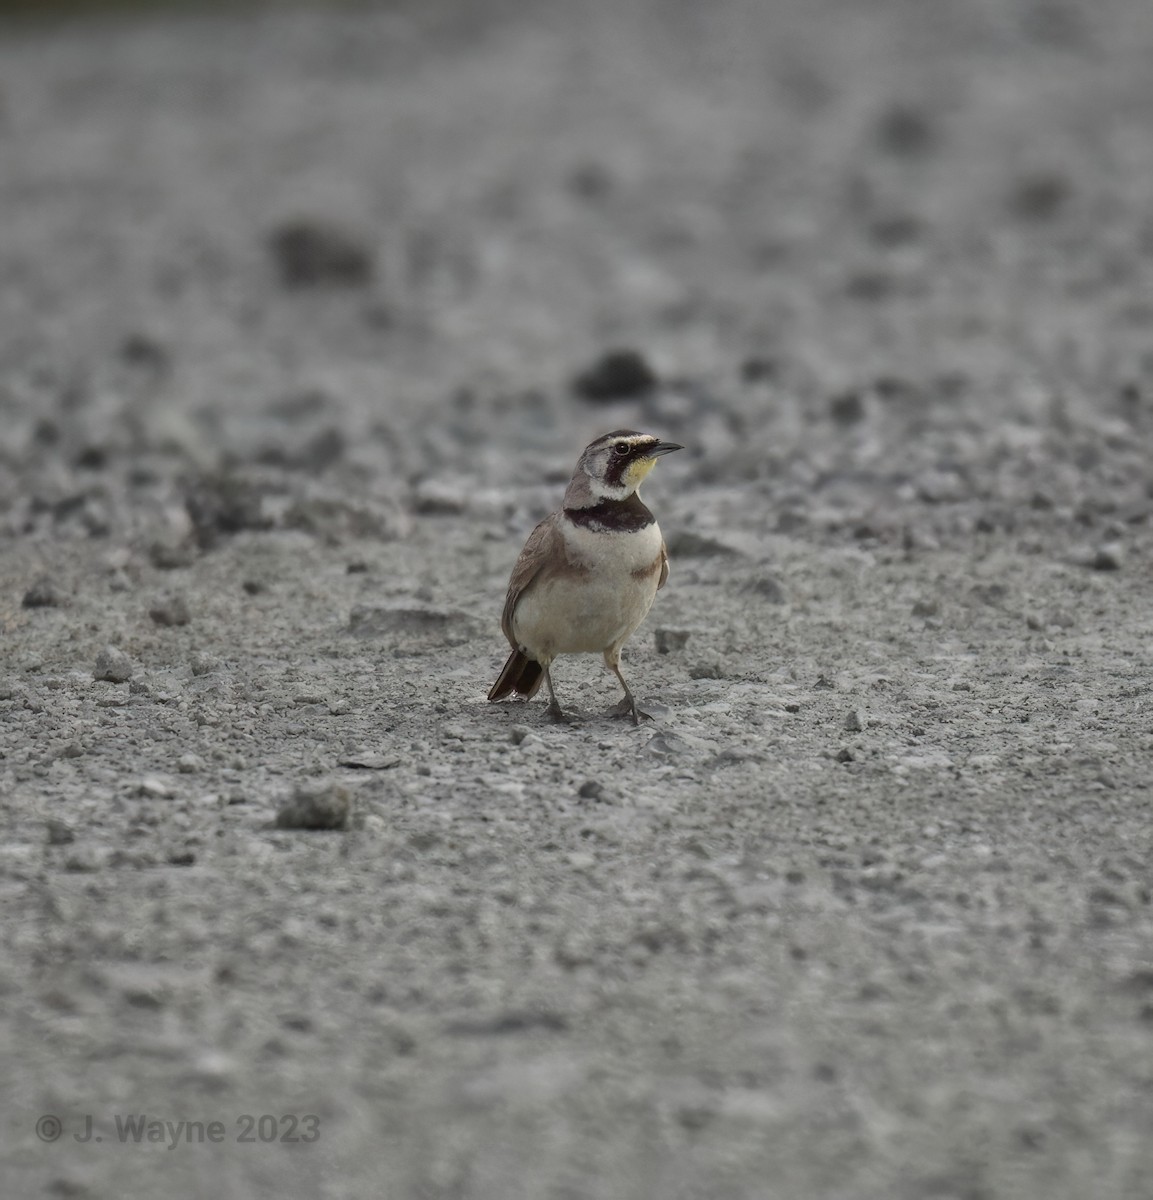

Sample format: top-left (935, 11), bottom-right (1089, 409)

top-left (488, 429), bottom-right (683, 724)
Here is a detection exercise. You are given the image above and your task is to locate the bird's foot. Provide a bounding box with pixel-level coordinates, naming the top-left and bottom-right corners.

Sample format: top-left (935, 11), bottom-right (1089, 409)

top-left (546, 700), bottom-right (574, 724)
top-left (609, 696), bottom-right (651, 725)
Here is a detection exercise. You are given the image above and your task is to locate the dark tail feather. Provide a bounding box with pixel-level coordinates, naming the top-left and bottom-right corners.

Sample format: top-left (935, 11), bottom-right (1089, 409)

top-left (488, 649), bottom-right (544, 702)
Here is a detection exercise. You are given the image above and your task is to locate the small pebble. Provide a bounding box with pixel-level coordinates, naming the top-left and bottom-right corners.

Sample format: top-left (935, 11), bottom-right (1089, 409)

top-left (688, 661), bottom-right (725, 680)
top-left (177, 753), bottom-right (204, 774)
top-left (843, 710), bottom-right (863, 733)
top-left (269, 219), bottom-right (374, 288)
top-left (740, 357), bottom-right (778, 383)
top-left (829, 390), bottom-right (865, 425)
top-left (411, 480), bottom-right (470, 515)
top-left (189, 651), bottom-right (219, 677)
top-left (45, 819), bottom-right (75, 846)
top-left (874, 103), bottom-right (937, 157)
top-left (149, 594), bottom-right (191, 627)
top-left (571, 348), bottom-right (659, 402)
top-left (274, 782), bottom-right (352, 831)
top-left (94, 646), bottom-right (133, 684)
top-left (654, 628), bottom-right (691, 654)
top-left (148, 540), bottom-right (198, 570)
top-left (1008, 170), bottom-right (1070, 221)
top-left (64, 847), bottom-right (107, 872)
top-left (22, 576), bottom-right (67, 608)
top-left (749, 576), bottom-right (785, 603)
top-left (120, 330), bottom-right (170, 371)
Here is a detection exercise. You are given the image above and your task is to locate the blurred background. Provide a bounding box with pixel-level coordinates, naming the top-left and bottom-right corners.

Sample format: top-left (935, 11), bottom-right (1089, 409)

top-left (4, 0), bottom-right (1153, 534)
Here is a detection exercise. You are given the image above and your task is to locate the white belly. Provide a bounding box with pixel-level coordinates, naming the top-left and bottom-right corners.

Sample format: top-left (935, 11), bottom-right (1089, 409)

top-left (512, 521), bottom-right (664, 660)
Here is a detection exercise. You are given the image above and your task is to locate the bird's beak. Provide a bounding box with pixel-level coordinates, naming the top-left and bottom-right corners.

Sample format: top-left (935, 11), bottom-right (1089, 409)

top-left (647, 442), bottom-right (683, 458)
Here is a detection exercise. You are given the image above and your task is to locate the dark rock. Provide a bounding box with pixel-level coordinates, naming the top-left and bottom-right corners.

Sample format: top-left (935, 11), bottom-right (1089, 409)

top-left (739, 356), bottom-right (779, 383)
top-left (445, 1010), bottom-right (568, 1036)
top-left (566, 160), bottom-right (615, 200)
top-left (688, 661), bottom-right (725, 680)
top-left (32, 418), bottom-right (60, 446)
top-left (829, 391), bottom-right (865, 425)
top-left (1009, 171), bottom-right (1070, 221)
top-left (1023, 2), bottom-right (1088, 49)
top-left (748, 575), bottom-right (785, 603)
top-left (654, 628), bottom-right (691, 654)
top-left (874, 103), bottom-right (937, 157)
top-left (268, 219), bottom-right (374, 288)
top-left (1089, 544), bottom-right (1123, 571)
top-left (74, 445), bottom-right (108, 470)
top-left (45, 819), bottom-right (75, 846)
top-left (148, 539), bottom-right (198, 570)
top-left (869, 213), bottom-right (923, 247)
top-left (149, 594), bottom-right (191, 627)
top-left (22, 576), bottom-right (67, 608)
top-left (274, 783), bottom-right (353, 831)
top-left (185, 475), bottom-right (271, 548)
top-left (844, 269), bottom-right (898, 302)
top-left (119, 332), bottom-right (170, 372)
top-left (571, 348), bottom-right (659, 402)
top-left (45, 1180), bottom-right (90, 1199)
top-left (873, 375), bottom-right (924, 405)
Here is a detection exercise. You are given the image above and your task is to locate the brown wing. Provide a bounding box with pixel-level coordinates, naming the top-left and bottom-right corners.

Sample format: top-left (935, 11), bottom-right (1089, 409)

top-left (500, 512), bottom-right (568, 647)
top-left (657, 538), bottom-right (669, 590)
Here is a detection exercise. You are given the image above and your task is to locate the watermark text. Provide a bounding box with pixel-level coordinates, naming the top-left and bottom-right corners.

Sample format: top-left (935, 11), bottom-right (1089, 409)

top-left (36, 1113), bottom-right (320, 1148)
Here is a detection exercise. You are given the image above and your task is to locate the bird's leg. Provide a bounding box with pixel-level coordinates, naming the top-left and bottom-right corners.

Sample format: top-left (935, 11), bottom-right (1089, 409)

top-left (543, 666), bottom-right (570, 722)
top-left (605, 652), bottom-right (650, 725)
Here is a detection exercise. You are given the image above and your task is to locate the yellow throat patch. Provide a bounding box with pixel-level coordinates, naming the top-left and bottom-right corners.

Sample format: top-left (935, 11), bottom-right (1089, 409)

top-left (623, 456), bottom-right (657, 490)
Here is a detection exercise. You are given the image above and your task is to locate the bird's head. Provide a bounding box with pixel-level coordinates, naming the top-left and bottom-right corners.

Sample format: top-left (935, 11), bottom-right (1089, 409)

top-left (566, 430), bottom-right (683, 507)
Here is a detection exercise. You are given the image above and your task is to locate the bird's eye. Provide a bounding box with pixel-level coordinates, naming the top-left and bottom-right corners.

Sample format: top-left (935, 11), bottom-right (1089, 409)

top-left (613, 441), bottom-right (630, 456)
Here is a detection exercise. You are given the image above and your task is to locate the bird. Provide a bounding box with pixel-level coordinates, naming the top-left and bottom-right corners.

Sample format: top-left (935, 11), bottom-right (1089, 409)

top-left (488, 429), bottom-right (683, 724)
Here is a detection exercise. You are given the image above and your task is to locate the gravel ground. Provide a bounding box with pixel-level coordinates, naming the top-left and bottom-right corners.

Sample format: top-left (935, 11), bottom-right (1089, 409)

top-left (3, 1), bottom-right (1153, 1197)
